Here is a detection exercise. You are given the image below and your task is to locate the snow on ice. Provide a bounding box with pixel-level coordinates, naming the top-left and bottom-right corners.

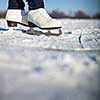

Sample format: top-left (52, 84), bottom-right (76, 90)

top-left (0, 19), bottom-right (100, 100)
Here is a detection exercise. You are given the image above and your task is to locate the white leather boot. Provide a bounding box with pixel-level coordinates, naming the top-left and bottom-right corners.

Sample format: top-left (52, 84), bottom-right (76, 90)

top-left (28, 8), bottom-right (62, 29)
top-left (6, 9), bottom-right (28, 26)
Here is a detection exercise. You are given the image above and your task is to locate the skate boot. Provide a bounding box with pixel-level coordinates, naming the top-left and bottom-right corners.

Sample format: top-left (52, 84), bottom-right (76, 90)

top-left (28, 8), bottom-right (62, 35)
top-left (6, 9), bottom-right (28, 27)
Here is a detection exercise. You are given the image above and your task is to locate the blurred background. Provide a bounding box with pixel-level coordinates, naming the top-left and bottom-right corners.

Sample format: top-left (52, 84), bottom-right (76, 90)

top-left (0, 0), bottom-right (100, 18)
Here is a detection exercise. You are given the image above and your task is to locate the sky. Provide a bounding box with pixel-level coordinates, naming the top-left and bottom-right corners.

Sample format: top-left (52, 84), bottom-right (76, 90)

top-left (0, 0), bottom-right (100, 15)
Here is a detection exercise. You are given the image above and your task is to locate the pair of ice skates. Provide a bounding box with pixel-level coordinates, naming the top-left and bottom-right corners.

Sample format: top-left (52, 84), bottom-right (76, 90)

top-left (6, 8), bottom-right (62, 35)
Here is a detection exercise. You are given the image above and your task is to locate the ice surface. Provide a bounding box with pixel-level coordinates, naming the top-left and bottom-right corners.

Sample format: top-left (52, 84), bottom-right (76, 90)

top-left (0, 19), bottom-right (100, 100)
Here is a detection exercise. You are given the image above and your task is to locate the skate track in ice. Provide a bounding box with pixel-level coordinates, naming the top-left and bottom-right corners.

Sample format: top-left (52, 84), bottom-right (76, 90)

top-left (0, 19), bottom-right (100, 100)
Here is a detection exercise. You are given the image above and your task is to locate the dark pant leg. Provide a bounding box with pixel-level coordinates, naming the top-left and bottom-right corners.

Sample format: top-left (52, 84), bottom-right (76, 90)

top-left (26, 0), bottom-right (44, 10)
top-left (8, 0), bottom-right (25, 10)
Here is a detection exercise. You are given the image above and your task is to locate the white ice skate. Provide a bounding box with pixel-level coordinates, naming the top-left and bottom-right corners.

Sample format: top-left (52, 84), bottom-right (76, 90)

top-left (28, 8), bottom-right (62, 35)
top-left (6, 9), bottom-right (28, 26)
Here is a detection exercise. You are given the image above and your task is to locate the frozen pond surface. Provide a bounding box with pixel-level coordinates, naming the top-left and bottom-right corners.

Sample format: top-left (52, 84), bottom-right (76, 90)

top-left (0, 19), bottom-right (100, 100)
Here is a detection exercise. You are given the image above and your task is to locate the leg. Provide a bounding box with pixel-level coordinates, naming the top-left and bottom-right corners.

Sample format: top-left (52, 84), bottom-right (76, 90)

top-left (7, 0), bottom-right (27, 27)
top-left (8, 0), bottom-right (25, 10)
top-left (26, 0), bottom-right (44, 10)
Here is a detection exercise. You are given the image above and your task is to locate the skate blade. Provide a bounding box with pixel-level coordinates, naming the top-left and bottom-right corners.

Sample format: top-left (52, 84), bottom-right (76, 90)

top-left (27, 27), bottom-right (62, 36)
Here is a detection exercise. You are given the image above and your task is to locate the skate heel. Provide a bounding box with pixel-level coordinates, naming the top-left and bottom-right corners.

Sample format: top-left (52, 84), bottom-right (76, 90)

top-left (7, 21), bottom-right (17, 27)
top-left (28, 22), bottom-right (37, 27)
